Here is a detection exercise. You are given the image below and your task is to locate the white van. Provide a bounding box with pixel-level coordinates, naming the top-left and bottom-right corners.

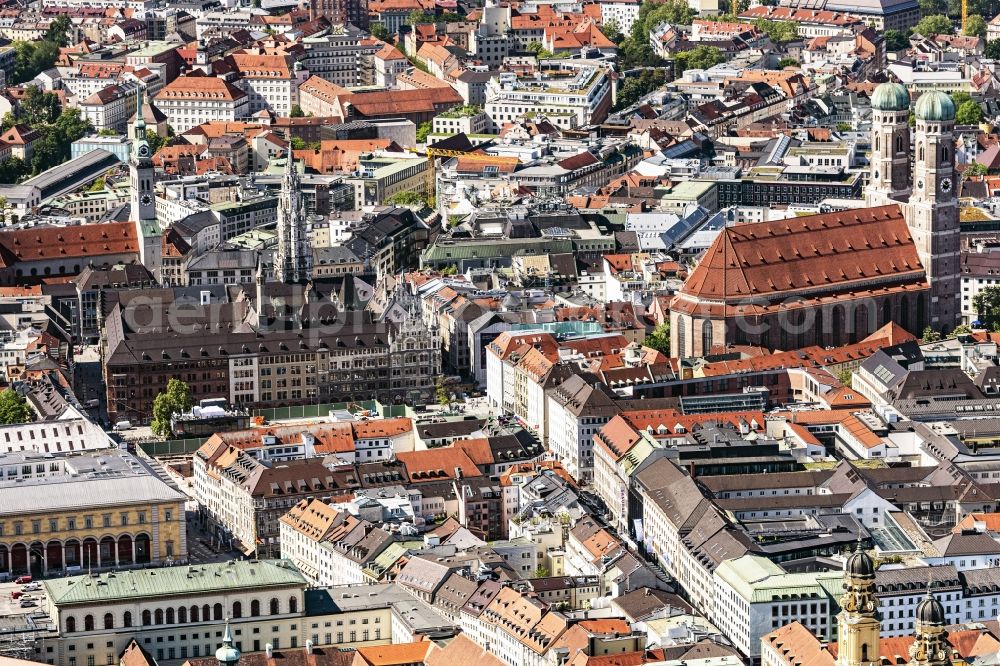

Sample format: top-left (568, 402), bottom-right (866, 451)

top-left (114, 420), bottom-right (133, 431)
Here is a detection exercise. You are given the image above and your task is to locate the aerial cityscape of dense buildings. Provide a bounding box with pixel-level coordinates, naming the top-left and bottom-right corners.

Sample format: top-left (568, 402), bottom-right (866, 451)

top-left (6, 1), bottom-right (1000, 666)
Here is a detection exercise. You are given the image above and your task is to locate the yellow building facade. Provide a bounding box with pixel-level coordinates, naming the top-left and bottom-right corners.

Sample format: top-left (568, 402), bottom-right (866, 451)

top-left (0, 450), bottom-right (187, 578)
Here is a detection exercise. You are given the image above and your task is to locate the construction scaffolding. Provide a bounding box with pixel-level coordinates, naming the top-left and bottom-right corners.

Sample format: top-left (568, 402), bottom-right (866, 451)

top-left (0, 615), bottom-right (47, 661)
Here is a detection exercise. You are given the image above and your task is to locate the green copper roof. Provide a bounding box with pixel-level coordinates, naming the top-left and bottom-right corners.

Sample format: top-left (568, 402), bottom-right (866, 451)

top-left (914, 90), bottom-right (956, 122)
top-left (45, 560), bottom-right (306, 605)
top-left (715, 554), bottom-right (842, 603)
top-left (871, 82), bottom-right (910, 112)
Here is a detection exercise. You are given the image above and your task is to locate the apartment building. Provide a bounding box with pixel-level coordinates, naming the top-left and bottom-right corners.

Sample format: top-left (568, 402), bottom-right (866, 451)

top-left (154, 76), bottom-right (250, 133)
top-left (485, 61), bottom-right (613, 129)
top-left (231, 52), bottom-right (308, 117)
top-left (79, 82), bottom-right (141, 132)
top-left (546, 375), bottom-right (621, 484)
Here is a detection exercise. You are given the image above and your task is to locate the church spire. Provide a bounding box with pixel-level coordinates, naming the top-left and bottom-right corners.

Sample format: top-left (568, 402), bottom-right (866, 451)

top-left (274, 133), bottom-right (311, 284)
top-left (909, 589), bottom-right (949, 666)
top-left (836, 543), bottom-right (880, 666)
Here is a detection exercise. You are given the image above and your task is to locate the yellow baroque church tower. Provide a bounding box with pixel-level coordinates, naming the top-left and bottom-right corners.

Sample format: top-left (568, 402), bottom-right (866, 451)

top-left (836, 542), bottom-right (951, 666)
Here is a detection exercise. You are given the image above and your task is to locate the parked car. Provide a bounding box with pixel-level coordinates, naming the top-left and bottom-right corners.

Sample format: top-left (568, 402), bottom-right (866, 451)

top-left (10, 590), bottom-right (22, 600)
top-left (14, 575), bottom-right (31, 584)
top-left (22, 582), bottom-right (41, 592)
top-left (19, 599), bottom-right (37, 608)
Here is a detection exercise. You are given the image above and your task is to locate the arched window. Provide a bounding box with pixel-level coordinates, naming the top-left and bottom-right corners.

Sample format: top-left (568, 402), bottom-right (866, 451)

top-left (919, 144), bottom-right (925, 161)
top-left (251, 600), bottom-right (260, 617)
top-left (84, 615), bottom-right (94, 632)
top-left (203, 605), bottom-right (212, 622)
top-left (701, 320), bottom-right (713, 354)
top-left (882, 300), bottom-right (891, 327)
top-left (270, 598), bottom-right (280, 615)
top-left (815, 309), bottom-right (824, 346)
top-left (896, 134), bottom-right (903, 152)
top-left (676, 319), bottom-right (686, 358)
top-left (104, 613), bottom-right (113, 630)
top-left (289, 597), bottom-right (298, 614)
top-left (66, 617), bottom-right (76, 633)
top-left (166, 608), bottom-right (175, 624)
top-left (900, 296), bottom-right (910, 330)
top-left (862, 644), bottom-right (869, 662)
top-left (123, 612), bottom-right (132, 628)
top-left (142, 610), bottom-right (151, 626)
top-left (191, 606), bottom-right (200, 623)
top-left (154, 609), bottom-right (163, 625)
top-left (874, 135), bottom-right (879, 151)
top-left (213, 603), bottom-right (223, 621)
top-left (178, 607), bottom-right (187, 624)
top-left (232, 602), bottom-right (242, 619)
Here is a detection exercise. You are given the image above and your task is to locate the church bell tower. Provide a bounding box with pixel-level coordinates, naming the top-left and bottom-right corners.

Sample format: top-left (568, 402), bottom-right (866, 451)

top-left (908, 90), bottom-right (960, 334)
top-left (867, 81), bottom-right (911, 205)
top-left (836, 543), bottom-right (881, 666)
top-left (130, 88), bottom-right (162, 277)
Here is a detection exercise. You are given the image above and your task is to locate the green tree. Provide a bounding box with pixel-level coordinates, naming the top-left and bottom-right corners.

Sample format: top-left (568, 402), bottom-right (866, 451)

top-left (949, 323), bottom-right (973, 337)
top-left (387, 190), bottom-right (426, 207)
top-left (643, 321), bottom-right (671, 354)
top-left (614, 68), bottom-right (666, 110)
top-left (44, 14), bottom-right (71, 46)
top-left (0, 156), bottom-right (27, 183)
top-left (884, 28), bottom-right (910, 50)
top-left (0, 195), bottom-right (7, 224)
top-left (151, 378), bottom-right (194, 438)
top-left (97, 128), bottom-right (118, 136)
top-left (922, 325), bottom-right (943, 342)
top-left (371, 23), bottom-right (390, 40)
top-left (619, 38), bottom-right (660, 67)
top-left (966, 162), bottom-right (989, 176)
top-left (290, 136), bottom-right (306, 150)
top-left (915, 14), bottom-right (953, 37)
top-left (837, 369), bottom-right (853, 387)
top-left (753, 18), bottom-right (799, 42)
top-left (0, 389), bottom-right (31, 424)
top-left (146, 129), bottom-right (166, 154)
top-left (957, 99), bottom-right (983, 124)
top-left (533, 566), bottom-right (550, 578)
top-left (776, 57), bottom-right (799, 68)
top-left (435, 377), bottom-right (449, 406)
top-left (12, 39), bottom-right (60, 84)
top-left (951, 91), bottom-right (972, 107)
top-left (918, 0), bottom-right (948, 15)
top-left (88, 176), bottom-right (106, 192)
top-left (986, 39), bottom-right (1000, 58)
top-left (21, 85), bottom-right (61, 126)
top-left (289, 105), bottom-right (305, 118)
top-left (673, 45), bottom-right (725, 76)
top-left (30, 134), bottom-right (61, 175)
top-left (416, 120), bottom-right (432, 143)
top-left (406, 9), bottom-right (435, 24)
top-left (601, 19), bottom-right (624, 43)
top-left (974, 286), bottom-right (1000, 331)
top-left (964, 13), bottom-right (988, 36)
top-left (836, 121), bottom-right (852, 132)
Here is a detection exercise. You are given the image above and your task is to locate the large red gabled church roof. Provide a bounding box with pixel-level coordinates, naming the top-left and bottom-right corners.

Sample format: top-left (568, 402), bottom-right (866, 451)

top-left (678, 204), bottom-right (925, 303)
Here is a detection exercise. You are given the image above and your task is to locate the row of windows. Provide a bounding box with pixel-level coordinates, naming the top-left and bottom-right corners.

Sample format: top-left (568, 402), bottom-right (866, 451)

top-left (65, 598), bottom-right (297, 633)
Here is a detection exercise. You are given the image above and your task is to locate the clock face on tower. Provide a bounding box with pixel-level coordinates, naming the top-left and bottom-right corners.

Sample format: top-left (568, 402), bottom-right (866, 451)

top-left (941, 177), bottom-right (953, 194)
top-left (140, 194), bottom-right (152, 206)
top-left (138, 144), bottom-right (149, 158)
